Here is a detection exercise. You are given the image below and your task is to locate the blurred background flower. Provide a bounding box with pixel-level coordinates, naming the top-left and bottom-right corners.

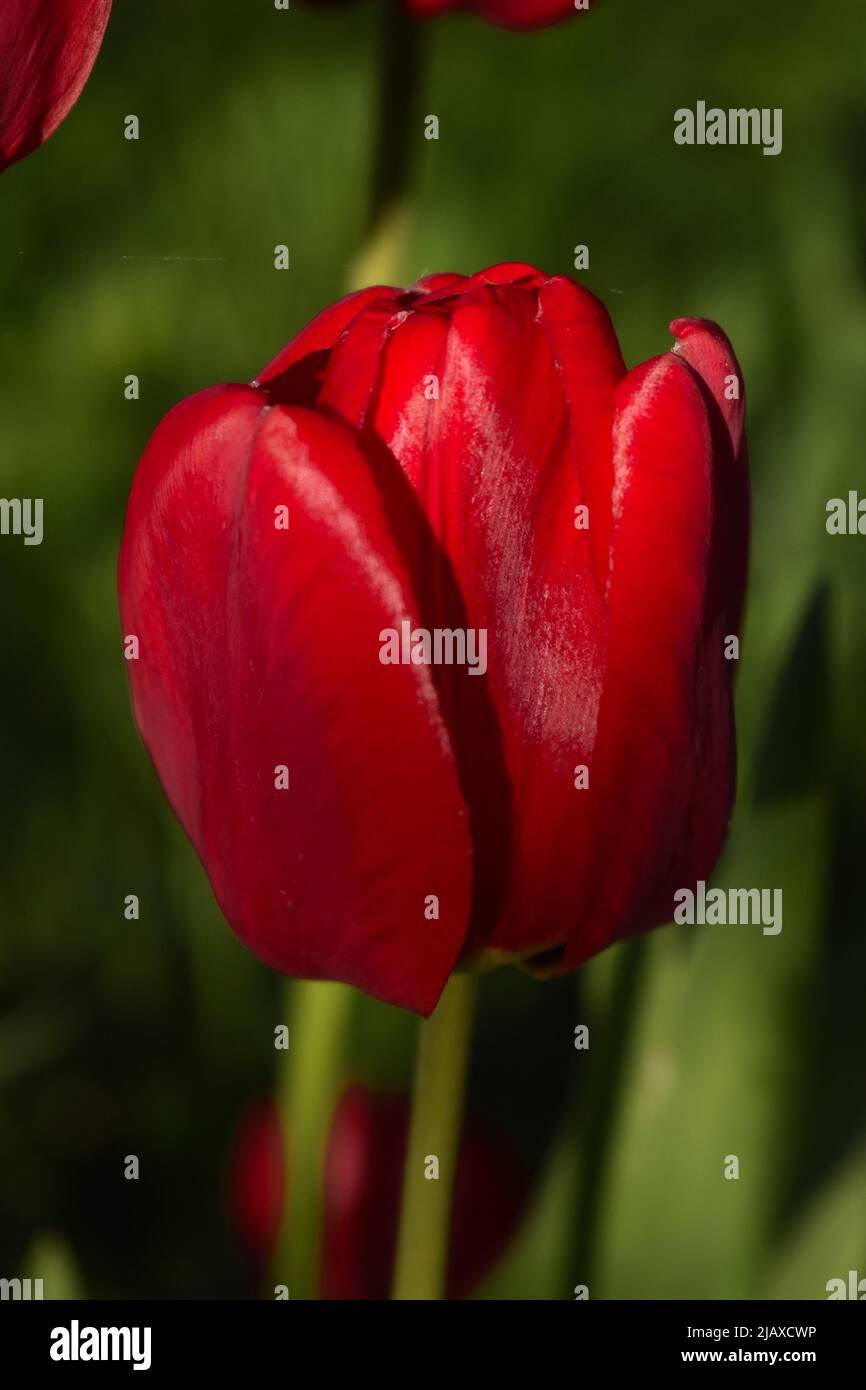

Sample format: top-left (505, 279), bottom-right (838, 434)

top-left (404, 0), bottom-right (586, 30)
top-left (305, 0), bottom-right (586, 30)
top-left (227, 1084), bottom-right (526, 1298)
top-left (1, 0), bottom-right (865, 1298)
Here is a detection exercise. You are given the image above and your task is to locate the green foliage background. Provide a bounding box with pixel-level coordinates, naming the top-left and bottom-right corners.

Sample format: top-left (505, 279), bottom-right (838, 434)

top-left (1, 0), bottom-right (864, 1298)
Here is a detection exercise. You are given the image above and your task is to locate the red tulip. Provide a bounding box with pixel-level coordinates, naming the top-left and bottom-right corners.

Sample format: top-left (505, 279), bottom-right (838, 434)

top-left (408, 0), bottom-right (585, 29)
top-left (0, 0), bottom-right (111, 174)
top-left (119, 263), bottom-right (749, 1015)
top-left (226, 1085), bottom-right (526, 1298)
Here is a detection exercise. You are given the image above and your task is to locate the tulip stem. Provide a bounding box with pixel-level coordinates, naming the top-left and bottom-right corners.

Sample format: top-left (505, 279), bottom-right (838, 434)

top-left (369, 1), bottom-right (421, 230)
top-left (272, 979), bottom-right (354, 1300)
top-left (348, 0), bottom-right (424, 290)
top-left (573, 938), bottom-right (648, 1286)
top-left (392, 972), bottom-right (478, 1301)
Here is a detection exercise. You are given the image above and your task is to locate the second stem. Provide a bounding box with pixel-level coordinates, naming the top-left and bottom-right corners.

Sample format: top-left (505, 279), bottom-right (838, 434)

top-left (391, 971), bottom-right (478, 1301)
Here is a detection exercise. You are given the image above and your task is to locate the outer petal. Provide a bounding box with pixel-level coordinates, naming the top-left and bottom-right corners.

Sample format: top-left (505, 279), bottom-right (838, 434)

top-left (633, 319), bottom-right (749, 927)
top-left (0, 0), bottom-right (111, 173)
top-left (118, 386), bottom-right (472, 1015)
top-left (563, 332), bottom-right (746, 969)
top-left (671, 316), bottom-right (745, 458)
top-left (319, 276), bottom-right (625, 958)
top-left (671, 316), bottom-right (750, 637)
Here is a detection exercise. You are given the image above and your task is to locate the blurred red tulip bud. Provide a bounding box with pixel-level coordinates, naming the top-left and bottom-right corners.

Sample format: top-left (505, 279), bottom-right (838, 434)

top-left (226, 1085), bottom-right (526, 1298)
top-left (408, 0), bottom-right (587, 29)
top-left (119, 263), bottom-right (749, 1015)
top-left (304, 0), bottom-right (588, 28)
top-left (226, 1099), bottom-right (286, 1270)
top-left (0, 0), bottom-right (111, 174)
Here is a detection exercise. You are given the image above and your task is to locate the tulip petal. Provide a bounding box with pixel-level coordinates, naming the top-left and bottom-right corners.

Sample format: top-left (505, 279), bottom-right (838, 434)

top-left (632, 320), bottom-right (749, 923)
top-left (671, 316), bottom-right (745, 458)
top-left (0, 0), bottom-right (111, 173)
top-left (564, 349), bottom-right (740, 967)
top-left (671, 316), bottom-right (750, 636)
top-left (119, 387), bottom-right (473, 1015)
top-left (255, 284), bottom-right (397, 391)
top-left (418, 263), bottom-right (545, 297)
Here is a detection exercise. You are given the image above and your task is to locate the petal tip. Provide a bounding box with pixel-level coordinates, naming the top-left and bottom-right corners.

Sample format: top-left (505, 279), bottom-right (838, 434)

top-left (669, 316), bottom-right (745, 455)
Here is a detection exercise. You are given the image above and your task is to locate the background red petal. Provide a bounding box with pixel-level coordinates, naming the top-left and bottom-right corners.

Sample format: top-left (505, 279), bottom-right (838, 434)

top-left (0, 0), bottom-right (111, 172)
top-left (408, 0), bottom-right (583, 30)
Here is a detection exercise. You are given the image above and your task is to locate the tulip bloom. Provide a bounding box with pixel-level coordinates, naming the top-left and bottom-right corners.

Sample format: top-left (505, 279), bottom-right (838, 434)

top-left (227, 1085), bottom-right (526, 1297)
top-left (119, 263), bottom-right (749, 1016)
top-left (0, 1), bottom-right (111, 174)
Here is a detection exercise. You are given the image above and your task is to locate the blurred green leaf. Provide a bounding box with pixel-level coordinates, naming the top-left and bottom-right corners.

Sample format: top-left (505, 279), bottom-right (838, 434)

top-left (21, 1232), bottom-right (85, 1300)
top-left (596, 792), bottom-right (830, 1298)
top-left (763, 1141), bottom-right (866, 1300)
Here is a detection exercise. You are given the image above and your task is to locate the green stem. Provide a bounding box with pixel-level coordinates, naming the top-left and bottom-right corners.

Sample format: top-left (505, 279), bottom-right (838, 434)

top-left (391, 972), bottom-right (478, 1301)
top-left (348, 0), bottom-right (424, 290)
top-left (368, 0), bottom-right (421, 232)
top-left (572, 938), bottom-right (648, 1287)
top-left (271, 979), bottom-right (354, 1300)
